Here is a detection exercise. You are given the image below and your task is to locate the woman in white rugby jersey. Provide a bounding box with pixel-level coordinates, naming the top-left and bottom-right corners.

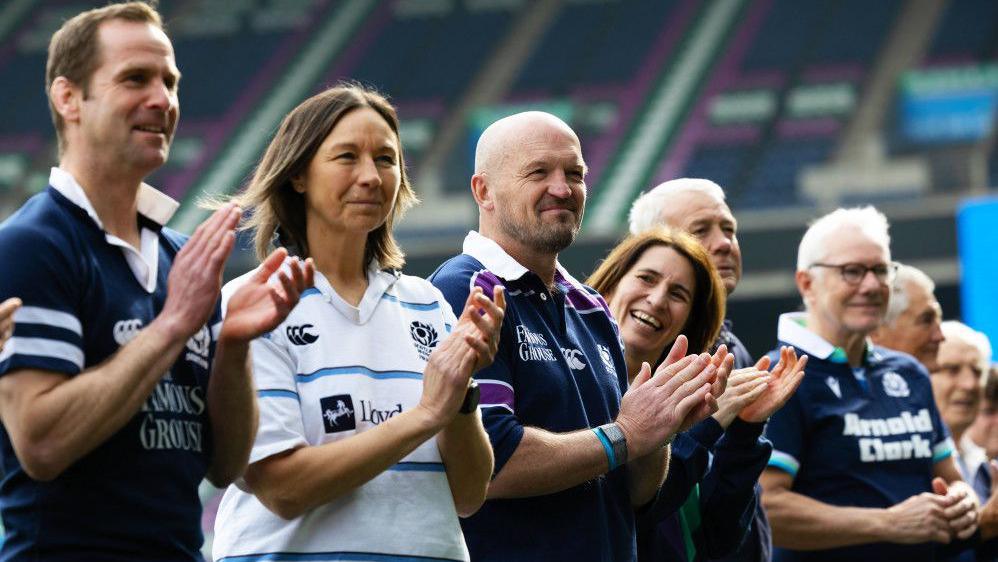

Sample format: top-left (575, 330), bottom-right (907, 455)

top-left (212, 84), bottom-right (503, 562)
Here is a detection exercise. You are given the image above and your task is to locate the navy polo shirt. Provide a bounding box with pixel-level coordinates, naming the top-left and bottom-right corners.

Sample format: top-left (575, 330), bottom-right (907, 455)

top-left (429, 231), bottom-right (634, 562)
top-left (765, 313), bottom-right (953, 562)
top-left (0, 171), bottom-right (219, 561)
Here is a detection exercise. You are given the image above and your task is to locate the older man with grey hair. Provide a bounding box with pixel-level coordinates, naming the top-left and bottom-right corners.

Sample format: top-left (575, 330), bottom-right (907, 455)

top-left (872, 264), bottom-right (946, 371)
top-left (762, 206), bottom-right (979, 562)
top-left (930, 322), bottom-right (998, 561)
top-left (931, 322), bottom-right (993, 497)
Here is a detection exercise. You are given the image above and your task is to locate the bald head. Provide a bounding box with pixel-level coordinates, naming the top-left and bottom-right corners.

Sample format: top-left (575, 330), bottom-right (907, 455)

top-left (474, 111), bottom-right (580, 176)
top-left (471, 111), bottom-right (587, 268)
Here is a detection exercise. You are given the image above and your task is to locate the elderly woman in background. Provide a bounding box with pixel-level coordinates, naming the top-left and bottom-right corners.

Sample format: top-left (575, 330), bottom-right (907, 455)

top-left (212, 84), bottom-right (504, 562)
top-left (588, 226), bottom-right (805, 562)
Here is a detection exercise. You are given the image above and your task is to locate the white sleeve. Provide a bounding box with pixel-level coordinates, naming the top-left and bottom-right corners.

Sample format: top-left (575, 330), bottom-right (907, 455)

top-left (248, 331), bottom-right (308, 465)
top-left (432, 285), bottom-right (459, 334)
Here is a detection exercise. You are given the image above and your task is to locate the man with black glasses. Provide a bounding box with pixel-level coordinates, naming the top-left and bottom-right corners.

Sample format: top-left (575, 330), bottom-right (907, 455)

top-left (761, 206), bottom-right (980, 562)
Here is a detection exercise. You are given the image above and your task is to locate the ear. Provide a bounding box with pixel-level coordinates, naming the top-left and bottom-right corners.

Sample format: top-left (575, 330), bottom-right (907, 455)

top-left (795, 269), bottom-right (814, 305)
top-left (471, 173), bottom-right (494, 211)
top-left (50, 76), bottom-right (82, 126)
top-left (290, 176), bottom-right (306, 194)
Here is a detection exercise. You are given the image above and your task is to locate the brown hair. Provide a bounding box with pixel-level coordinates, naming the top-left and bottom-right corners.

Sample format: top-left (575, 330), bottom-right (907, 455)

top-left (984, 365), bottom-right (998, 405)
top-left (46, 2), bottom-right (163, 154)
top-left (234, 84), bottom-right (417, 269)
top-left (587, 226), bottom-right (726, 356)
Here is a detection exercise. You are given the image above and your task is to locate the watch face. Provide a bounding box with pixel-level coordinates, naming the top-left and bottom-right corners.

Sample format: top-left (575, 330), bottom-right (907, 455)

top-left (460, 380), bottom-right (480, 414)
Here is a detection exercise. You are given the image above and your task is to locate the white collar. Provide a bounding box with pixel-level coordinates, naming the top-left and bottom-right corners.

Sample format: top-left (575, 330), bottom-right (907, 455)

top-left (777, 312), bottom-right (838, 360)
top-left (959, 432), bottom-right (989, 480)
top-left (461, 230), bottom-right (574, 285)
top-left (310, 261), bottom-right (398, 325)
top-left (777, 312), bottom-right (878, 364)
top-left (49, 167), bottom-right (179, 228)
top-left (49, 167), bottom-right (179, 293)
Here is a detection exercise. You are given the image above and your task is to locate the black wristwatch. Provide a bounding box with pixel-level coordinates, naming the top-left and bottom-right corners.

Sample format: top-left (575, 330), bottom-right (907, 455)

top-left (459, 379), bottom-right (480, 414)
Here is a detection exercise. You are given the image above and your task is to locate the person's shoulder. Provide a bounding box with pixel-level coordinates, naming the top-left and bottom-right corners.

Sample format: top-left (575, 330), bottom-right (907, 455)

top-left (564, 280), bottom-right (615, 322)
top-left (872, 345), bottom-right (931, 379)
top-left (428, 253), bottom-right (486, 282)
top-left (394, 272), bottom-right (449, 303)
top-left (428, 253), bottom-right (504, 303)
top-left (0, 190), bottom-right (82, 258)
top-left (2, 189), bottom-right (75, 234)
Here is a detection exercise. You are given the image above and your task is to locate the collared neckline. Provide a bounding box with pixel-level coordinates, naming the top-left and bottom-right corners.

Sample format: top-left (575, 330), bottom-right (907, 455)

top-left (48, 167), bottom-right (179, 293)
top-left (461, 230), bottom-right (577, 287)
top-left (777, 312), bottom-right (876, 365)
top-left (309, 260), bottom-right (399, 325)
top-left (49, 167), bottom-right (179, 228)
top-left (959, 432), bottom-right (989, 482)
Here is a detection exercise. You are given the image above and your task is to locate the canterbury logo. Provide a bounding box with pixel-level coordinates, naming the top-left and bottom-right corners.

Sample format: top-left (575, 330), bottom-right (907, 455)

top-left (113, 318), bottom-right (144, 346)
top-left (286, 324), bottom-right (319, 346)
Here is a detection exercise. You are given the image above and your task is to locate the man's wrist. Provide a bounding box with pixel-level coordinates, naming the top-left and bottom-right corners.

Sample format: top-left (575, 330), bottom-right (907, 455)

top-left (147, 314), bottom-right (192, 347)
top-left (594, 423), bottom-right (628, 470)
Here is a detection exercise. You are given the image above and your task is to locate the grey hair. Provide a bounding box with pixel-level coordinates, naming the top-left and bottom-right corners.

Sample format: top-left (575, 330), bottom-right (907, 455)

top-left (628, 178), bottom-right (727, 235)
top-left (797, 206), bottom-right (891, 272)
top-left (883, 263), bottom-right (936, 326)
top-left (940, 321), bottom-right (993, 375)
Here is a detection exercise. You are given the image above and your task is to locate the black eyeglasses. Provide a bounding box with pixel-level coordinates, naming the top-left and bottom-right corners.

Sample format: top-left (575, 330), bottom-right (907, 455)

top-left (808, 262), bottom-right (898, 285)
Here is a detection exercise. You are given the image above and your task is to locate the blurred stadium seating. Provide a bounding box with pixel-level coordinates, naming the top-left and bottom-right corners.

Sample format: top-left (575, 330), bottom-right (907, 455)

top-left (3, 0), bottom-right (993, 233)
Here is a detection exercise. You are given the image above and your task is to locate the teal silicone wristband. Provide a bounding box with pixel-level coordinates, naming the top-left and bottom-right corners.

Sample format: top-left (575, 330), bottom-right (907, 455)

top-left (593, 427), bottom-right (618, 470)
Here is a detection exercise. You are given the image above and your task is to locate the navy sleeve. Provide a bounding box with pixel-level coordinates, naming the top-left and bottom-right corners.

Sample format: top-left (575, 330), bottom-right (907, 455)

top-left (638, 418), bottom-right (723, 525)
top-left (0, 219), bottom-right (83, 376)
top-left (429, 257), bottom-right (523, 476)
top-left (765, 348), bottom-right (805, 479)
top-left (696, 418), bottom-right (773, 559)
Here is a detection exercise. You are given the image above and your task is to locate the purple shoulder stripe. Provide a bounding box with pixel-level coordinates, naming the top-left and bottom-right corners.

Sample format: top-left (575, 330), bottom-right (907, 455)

top-left (470, 269), bottom-right (504, 298)
top-left (555, 270), bottom-right (606, 314)
top-left (478, 379), bottom-right (514, 413)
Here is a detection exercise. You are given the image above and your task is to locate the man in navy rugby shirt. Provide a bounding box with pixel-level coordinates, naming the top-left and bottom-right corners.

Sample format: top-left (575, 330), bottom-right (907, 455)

top-left (0, 3), bottom-right (309, 560)
top-left (430, 111), bottom-right (728, 562)
top-left (761, 207), bottom-right (978, 562)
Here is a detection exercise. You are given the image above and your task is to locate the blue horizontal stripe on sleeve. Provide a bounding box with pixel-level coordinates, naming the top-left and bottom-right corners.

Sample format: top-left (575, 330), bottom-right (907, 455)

top-left (297, 366), bottom-right (422, 383)
top-left (258, 389), bottom-right (300, 401)
top-left (218, 550), bottom-right (463, 561)
top-left (380, 293), bottom-right (440, 311)
top-left (388, 462), bottom-right (446, 473)
top-left (767, 450), bottom-right (800, 478)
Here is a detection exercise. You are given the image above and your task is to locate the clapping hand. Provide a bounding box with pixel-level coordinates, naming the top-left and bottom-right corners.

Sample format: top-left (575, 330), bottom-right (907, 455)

top-left (222, 249), bottom-right (314, 343)
top-left (738, 346), bottom-right (807, 424)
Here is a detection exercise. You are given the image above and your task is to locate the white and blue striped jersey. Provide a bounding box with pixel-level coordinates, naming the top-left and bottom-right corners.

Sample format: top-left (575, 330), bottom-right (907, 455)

top-left (212, 261), bottom-right (469, 562)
